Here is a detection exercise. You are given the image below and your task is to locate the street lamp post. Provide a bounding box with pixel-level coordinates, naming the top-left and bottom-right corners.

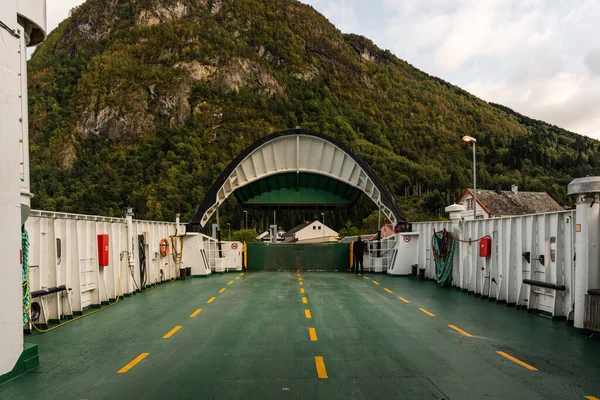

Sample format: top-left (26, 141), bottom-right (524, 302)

top-left (321, 213), bottom-right (325, 238)
top-left (462, 135), bottom-right (477, 219)
top-left (243, 210), bottom-right (248, 230)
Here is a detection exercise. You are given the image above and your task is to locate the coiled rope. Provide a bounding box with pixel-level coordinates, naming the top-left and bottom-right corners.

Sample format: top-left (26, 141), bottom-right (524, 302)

top-left (431, 229), bottom-right (456, 287)
top-left (22, 228), bottom-right (30, 324)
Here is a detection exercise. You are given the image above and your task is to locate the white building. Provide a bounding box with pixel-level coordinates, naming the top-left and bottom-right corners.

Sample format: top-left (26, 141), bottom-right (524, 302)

top-left (282, 220), bottom-right (339, 243)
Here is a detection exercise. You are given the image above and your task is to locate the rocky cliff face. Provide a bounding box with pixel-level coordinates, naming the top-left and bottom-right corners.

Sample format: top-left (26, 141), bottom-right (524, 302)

top-left (27, 0), bottom-right (600, 221)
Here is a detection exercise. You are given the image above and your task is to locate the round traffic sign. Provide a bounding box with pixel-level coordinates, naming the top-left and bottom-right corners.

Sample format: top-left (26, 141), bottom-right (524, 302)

top-left (231, 243), bottom-right (238, 250)
top-left (403, 235), bottom-right (411, 243)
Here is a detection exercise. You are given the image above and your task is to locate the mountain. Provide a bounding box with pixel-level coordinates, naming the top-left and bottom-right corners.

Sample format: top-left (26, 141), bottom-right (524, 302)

top-left (27, 0), bottom-right (600, 228)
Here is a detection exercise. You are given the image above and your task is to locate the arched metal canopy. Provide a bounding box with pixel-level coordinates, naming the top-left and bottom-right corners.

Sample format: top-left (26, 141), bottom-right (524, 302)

top-left (187, 129), bottom-right (407, 231)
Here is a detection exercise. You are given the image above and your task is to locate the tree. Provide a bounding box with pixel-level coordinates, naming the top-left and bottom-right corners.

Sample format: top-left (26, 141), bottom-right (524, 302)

top-left (232, 229), bottom-right (260, 243)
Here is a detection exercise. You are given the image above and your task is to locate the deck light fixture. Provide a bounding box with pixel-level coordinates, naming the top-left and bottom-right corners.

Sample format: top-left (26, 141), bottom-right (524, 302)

top-left (462, 136), bottom-right (477, 219)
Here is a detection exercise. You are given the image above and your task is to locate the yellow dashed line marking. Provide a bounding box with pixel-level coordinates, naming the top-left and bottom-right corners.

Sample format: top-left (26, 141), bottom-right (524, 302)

top-left (298, 278), bottom-right (302, 281)
top-left (314, 356), bottom-right (328, 378)
top-left (496, 351), bottom-right (538, 371)
top-left (419, 308), bottom-right (435, 317)
top-left (398, 297), bottom-right (410, 303)
top-left (207, 297), bottom-right (216, 304)
top-left (299, 282), bottom-right (303, 285)
top-left (118, 353), bottom-right (149, 373)
top-left (302, 297), bottom-right (308, 304)
top-left (162, 325), bottom-right (182, 339)
top-left (240, 273), bottom-right (245, 276)
top-left (297, 274), bottom-right (301, 277)
top-left (218, 288), bottom-right (226, 294)
top-left (305, 310), bottom-right (312, 319)
top-left (584, 396), bottom-right (600, 400)
top-left (363, 276), bottom-right (369, 280)
top-left (300, 288), bottom-right (305, 293)
top-left (189, 308), bottom-right (203, 318)
top-left (227, 281), bottom-right (233, 285)
top-left (309, 327), bottom-right (318, 341)
top-left (372, 280), bottom-right (380, 285)
top-left (448, 324), bottom-right (473, 337)
top-left (384, 288), bottom-right (393, 294)
top-left (235, 277), bottom-right (240, 280)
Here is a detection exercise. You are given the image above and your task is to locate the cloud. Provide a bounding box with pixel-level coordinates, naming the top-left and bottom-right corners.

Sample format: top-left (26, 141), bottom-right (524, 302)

top-left (585, 48), bottom-right (600, 76)
top-left (302, 0), bottom-right (360, 34)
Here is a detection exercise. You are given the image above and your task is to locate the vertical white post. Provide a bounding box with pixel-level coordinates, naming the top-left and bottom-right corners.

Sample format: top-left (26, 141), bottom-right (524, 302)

top-left (0, 1), bottom-right (24, 374)
top-left (472, 142), bottom-right (477, 220)
top-left (568, 177), bottom-right (600, 329)
top-left (574, 197), bottom-right (591, 328)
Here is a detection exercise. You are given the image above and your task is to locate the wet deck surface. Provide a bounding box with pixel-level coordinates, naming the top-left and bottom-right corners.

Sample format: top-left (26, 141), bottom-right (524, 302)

top-left (2, 271), bottom-right (600, 399)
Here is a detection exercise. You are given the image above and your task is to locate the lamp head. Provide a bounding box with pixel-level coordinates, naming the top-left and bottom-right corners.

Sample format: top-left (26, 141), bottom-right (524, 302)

top-left (462, 135), bottom-right (476, 143)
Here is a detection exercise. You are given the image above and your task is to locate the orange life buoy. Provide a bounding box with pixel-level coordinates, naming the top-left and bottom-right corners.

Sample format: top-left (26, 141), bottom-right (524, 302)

top-left (159, 238), bottom-right (169, 257)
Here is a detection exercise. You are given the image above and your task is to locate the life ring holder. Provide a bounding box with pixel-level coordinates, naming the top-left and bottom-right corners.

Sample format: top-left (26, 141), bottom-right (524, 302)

top-left (159, 238), bottom-right (169, 257)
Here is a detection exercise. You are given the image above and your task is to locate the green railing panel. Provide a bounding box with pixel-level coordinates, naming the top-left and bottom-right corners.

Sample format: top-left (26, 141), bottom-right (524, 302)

top-left (247, 242), bottom-right (350, 271)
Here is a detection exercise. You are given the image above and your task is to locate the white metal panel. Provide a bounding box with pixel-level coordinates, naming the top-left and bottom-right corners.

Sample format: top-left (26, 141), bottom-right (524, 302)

top-left (411, 210), bottom-right (575, 319)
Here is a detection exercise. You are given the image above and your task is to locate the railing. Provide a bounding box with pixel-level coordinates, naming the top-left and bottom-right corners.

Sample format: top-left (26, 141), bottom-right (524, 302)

top-left (411, 210), bottom-right (575, 319)
top-left (365, 235), bottom-right (398, 272)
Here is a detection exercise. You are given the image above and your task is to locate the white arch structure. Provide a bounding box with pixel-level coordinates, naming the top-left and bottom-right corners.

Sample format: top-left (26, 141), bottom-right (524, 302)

top-left (189, 130), bottom-right (406, 230)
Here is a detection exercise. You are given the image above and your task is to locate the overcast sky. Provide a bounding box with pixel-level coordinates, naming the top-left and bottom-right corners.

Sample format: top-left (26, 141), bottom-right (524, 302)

top-left (45, 0), bottom-right (600, 139)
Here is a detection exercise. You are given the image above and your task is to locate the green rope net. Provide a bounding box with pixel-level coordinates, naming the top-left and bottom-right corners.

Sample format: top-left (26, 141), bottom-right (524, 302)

top-left (432, 229), bottom-right (456, 287)
top-left (22, 228), bottom-right (30, 324)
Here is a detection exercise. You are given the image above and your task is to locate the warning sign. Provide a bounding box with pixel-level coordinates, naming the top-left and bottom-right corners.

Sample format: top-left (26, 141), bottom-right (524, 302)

top-left (403, 236), bottom-right (411, 243)
top-left (231, 243), bottom-right (238, 250)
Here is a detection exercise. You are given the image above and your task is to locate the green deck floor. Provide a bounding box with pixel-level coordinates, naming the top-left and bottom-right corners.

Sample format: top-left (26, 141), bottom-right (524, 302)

top-left (1, 272), bottom-right (600, 399)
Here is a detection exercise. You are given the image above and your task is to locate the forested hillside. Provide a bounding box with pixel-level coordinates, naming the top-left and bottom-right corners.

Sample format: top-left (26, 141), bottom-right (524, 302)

top-left (27, 0), bottom-right (600, 231)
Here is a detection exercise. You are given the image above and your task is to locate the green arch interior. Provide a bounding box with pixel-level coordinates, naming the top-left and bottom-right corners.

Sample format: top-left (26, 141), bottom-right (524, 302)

top-left (233, 172), bottom-right (362, 207)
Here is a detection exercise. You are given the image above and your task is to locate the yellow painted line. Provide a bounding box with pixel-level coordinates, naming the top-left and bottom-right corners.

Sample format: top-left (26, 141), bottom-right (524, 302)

top-left (240, 273), bottom-right (245, 276)
top-left (118, 353), bottom-right (149, 373)
top-left (309, 327), bottom-right (318, 341)
top-left (363, 276), bottom-right (369, 280)
top-left (298, 278), bottom-right (302, 281)
top-left (227, 281), bottom-right (233, 285)
top-left (297, 273), bottom-right (301, 277)
top-left (302, 297), bottom-right (308, 304)
top-left (419, 308), bottom-right (435, 317)
top-left (300, 288), bottom-right (305, 293)
top-left (189, 308), bottom-right (203, 318)
top-left (305, 309), bottom-right (312, 319)
top-left (372, 280), bottom-right (380, 285)
top-left (584, 396), bottom-right (600, 400)
top-left (162, 325), bottom-right (182, 339)
top-left (218, 288), bottom-right (226, 294)
top-left (384, 288), bottom-right (393, 294)
top-left (314, 356), bottom-right (328, 378)
top-left (398, 297), bottom-right (410, 303)
top-left (496, 351), bottom-right (538, 371)
top-left (299, 282), bottom-right (303, 285)
top-left (207, 296), bottom-right (216, 304)
top-left (235, 277), bottom-right (240, 280)
top-left (448, 324), bottom-right (473, 338)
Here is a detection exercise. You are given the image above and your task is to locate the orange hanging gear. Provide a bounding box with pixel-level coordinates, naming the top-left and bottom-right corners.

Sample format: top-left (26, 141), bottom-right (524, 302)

top-left (159, 238), bottom-right (169, 257)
